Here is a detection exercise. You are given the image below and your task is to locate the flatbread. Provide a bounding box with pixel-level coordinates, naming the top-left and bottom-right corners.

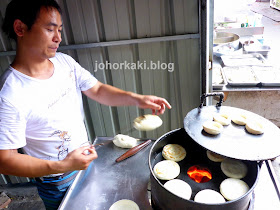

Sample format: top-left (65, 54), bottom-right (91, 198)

top-left (206, 150), bottom-right (225, 162)
top-left (245, 121), bottom-right (264, 135)
top-left (133, 114), bottom-right (163, 131)
top-left (162, 144), bottom-right (186, 162)
top-left (113, 134), bottom-right (138, 149)
top-left (203, 121), bottom-right (223, 135)
top-left (109, 199), bottom-right (140, 210)
top-left (221, 158), bottom-right (248, 179)
top-left (163, 179), bottom-right (192, 200)
top-left (153, 160), bottom-right (180, 180)
top-left (194, 189), bottom-right (225, 204)
top-left (220, 178), bottom-right (249, 201)
top-left (213, 113), bottom-right (231, 126)
top-left (231, 114), bottom-right (247, 125)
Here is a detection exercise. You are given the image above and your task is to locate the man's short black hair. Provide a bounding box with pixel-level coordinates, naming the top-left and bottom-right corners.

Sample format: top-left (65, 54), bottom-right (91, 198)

top-left (2, 0), bottom-right (62, 41)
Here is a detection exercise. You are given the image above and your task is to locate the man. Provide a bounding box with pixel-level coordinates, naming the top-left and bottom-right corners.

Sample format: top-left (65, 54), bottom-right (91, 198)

top-left (0, 0), bottom-right (171, 209)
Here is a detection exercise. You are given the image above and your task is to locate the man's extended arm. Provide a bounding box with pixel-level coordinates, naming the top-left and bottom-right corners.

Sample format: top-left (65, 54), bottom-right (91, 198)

top-left (82, 81), bottom-right (172, 115)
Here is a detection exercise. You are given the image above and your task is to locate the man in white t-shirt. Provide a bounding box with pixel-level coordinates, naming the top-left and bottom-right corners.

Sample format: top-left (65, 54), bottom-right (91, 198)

top-left (0, 0), bottom-right (171, 209)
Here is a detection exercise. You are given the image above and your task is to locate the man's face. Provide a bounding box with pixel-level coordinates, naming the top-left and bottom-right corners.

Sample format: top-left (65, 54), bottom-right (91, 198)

top-left (22, 7), bottom-right (62, 59)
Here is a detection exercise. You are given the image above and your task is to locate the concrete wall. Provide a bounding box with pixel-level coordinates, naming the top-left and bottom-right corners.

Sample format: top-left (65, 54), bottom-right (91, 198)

top-left (214, 91), bottom-right (280, 127)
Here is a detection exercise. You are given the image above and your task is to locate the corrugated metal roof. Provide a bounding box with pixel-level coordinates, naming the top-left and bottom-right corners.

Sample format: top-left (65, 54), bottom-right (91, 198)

top-left (0, 0), bottom-right (207, 184)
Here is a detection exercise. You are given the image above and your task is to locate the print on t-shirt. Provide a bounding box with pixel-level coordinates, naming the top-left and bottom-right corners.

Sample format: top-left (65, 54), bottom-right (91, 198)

top-left (49, 130), bottom-right (71, 160)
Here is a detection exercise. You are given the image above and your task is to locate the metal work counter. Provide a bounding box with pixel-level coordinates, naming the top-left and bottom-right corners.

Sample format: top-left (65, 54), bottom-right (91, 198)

top-left (58, 136), bottom-right (280, 210)
top-left (58, 137), bottom-right (153, 210)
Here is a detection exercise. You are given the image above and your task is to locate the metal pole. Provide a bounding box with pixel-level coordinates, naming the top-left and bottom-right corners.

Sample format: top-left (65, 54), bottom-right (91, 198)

top-left (0, 34), bottom-right (200, 57)
top-left (266, 160), bottom-right (280, 201)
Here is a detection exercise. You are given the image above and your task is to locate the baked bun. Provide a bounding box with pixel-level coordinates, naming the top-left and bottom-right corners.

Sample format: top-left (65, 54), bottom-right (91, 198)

top-left (206, 150), bottom-right (226, 162)
top-left (194, 189), bottom-right (225, 204)
top-left (163, 179), bottom-right (192, 200)
top-left (162, 144), bottom-right (186, 162)
top-left (133, 114), bottom-right (163, 131)
top-left (245, 121), bottom-right (264, 135)
top-left (221, 158), bottom-right (248, 179)
top-left (109, 199), bottom-right (139, 210)
top-left (113, 134), bottom-right (138, 148)
top-left (213, 113), bottom-right (231, 126)
top-left (220, 178), bottom-right (249, 201)
top-left (231, 114), bottom-right (247, 125)
top-left (153, 160), bottom-right (180, 180)
top-left (203, 121), bottom-right (223, 135)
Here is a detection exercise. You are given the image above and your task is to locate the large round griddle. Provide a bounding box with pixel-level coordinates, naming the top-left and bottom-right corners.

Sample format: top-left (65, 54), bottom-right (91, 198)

top-left (184, 105), bottom-right (280, 161)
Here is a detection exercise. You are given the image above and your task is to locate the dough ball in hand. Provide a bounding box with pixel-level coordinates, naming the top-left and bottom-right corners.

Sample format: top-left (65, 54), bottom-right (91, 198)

top-left (113, 134), bottom-right (138, 148)
top-left (203, 121), bottom-right (223, 135)
top-left (162, 144), bottom-right (187, 162)
top-left (133, 114), bottom-right (163, 131)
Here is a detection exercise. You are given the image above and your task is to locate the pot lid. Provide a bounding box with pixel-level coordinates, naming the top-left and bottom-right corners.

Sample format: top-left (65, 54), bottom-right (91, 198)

top-left (184, 94), bottom-right (280, 161)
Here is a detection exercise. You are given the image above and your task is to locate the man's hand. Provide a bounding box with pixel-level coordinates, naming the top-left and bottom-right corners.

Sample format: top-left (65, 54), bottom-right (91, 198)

top-left (61, 146), bottom-right (98, 171)
top-left (135, 95), bottom-right (172, 115)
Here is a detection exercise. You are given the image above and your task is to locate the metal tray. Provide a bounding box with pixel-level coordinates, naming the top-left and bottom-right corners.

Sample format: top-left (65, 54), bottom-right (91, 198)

top-left (221, 53), bottom-right (270, 67)
top-left (59, 137), bottom-right (153, 210)
top-left (244, 45), bottom-right (271, 56)
top-left (222, 66), bottom-right (261, 87)
top-left (212, 66), bottom-right (227, 89)
top-left (252, 66), bottom-right (280, 87)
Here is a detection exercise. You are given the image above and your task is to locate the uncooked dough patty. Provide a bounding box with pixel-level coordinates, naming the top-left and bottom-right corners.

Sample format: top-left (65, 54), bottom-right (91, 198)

top-left (213, 113), bottom-right (231, 126)
top-left (221, 158), bottom-right (248, 179)
top-left (245, 121), bottom-right (264, 135)
top-left (133, 114), bottom-right (163, 131)
top-left (203, 121), bottom-right (223, 135)
top-left (162, 144), bottom-right (186, 162)
top-left (109, 199), bottom-right (140, 210)
top-left (231, 114), bottom-right (247, 125)
top-left (113, 134), bottom-right (138, 148)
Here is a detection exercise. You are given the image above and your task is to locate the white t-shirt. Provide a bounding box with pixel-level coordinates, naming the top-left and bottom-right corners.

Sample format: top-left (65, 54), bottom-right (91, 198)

top-left (0, 52), bottom-right (98, 161)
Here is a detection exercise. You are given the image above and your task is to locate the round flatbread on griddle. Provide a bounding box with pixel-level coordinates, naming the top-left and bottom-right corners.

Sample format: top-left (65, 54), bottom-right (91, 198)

top-left (164, 179), bottom-right (192, 200)
top-left (221, 158), bottom-right (248, 179)
top-left (194, 189), bottom-right (225, 204)
top-left (153, 160), bottom-right (180, 180)
top-left (220, 178), bottom-right (249, 201)
top-left (133, 114), bottom-right (163, 131)
top-left (206, 150), bottom-right (226, 162)
top-left (162, 144), bottom-right (186, 162)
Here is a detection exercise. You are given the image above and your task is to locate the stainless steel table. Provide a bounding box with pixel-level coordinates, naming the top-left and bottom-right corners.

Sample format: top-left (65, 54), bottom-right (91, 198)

top-left (59, 137), bottom-right (153, 210)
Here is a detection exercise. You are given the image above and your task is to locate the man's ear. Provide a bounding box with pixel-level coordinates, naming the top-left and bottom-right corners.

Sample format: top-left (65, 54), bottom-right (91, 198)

top-left (13, 19), bottom-right (27, 37)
